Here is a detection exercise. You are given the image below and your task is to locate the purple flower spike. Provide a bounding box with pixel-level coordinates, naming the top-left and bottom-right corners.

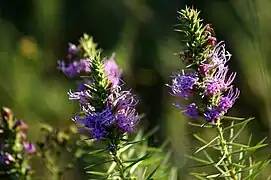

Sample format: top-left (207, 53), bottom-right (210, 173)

top-left (23, 142), bottom-right (36, 154)
top-left (103, 53), bottom-right (122, 87)
top-left (210, 42), bottom-right (231, 67)
top-left (204, 66), bottom-right (236, 95)
top-left (117, 108), bottom-right (139, 133)
top-left (91, 125), bottom-right (107, 140)
top-left (169, 72), bottom-right (198, 99)
top-left (68, 89), bottom-right (93, 109)
top-left (74, 106), bottom-right (116, 140)
top-left (204, 107), bottom-right (221, 123)
top-left (109, 89), bottom-right (139, 132)
top-left (58, 58), bottom-right (91, 78)
top-left (183, 103), bottom-right (198, 119)
top-left (219, 88), bottom-right (240, 112)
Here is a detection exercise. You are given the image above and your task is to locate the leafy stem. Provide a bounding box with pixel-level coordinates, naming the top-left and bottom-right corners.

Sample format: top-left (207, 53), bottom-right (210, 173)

top-left (110, 146), bottom-right (126, 179)
top-left (216, 119), bottom-right (238, 180)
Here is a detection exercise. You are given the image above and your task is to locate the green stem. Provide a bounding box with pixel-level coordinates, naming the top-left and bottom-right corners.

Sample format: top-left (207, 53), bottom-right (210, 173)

top-left (111, 150), bottom-right (126, 180)
top-left (216, 119), bottom-right (238, 180)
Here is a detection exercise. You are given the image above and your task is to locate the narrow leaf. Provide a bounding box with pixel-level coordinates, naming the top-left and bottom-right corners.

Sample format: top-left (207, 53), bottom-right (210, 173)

top-left (230, 144), bottom-right (267, 155)
top-left (243, 160), bottom-right (271, 180)
top-left (194, 137), bottom-right (219, 154)
top-left (86, 171), bottom-right (108, 176)
top-left (188, 122), bottom-right (212, 128)
top-left (223, 118), bottom-right (253, 131)
top-left (124, 153), bottom-right (152, 171)
top-left (146, 163), bottom-right (161, 179)
top-left (222, 116), bottom-right (254, 121)
top-left (84, 160), bottom-right (113, 169)
top-left (88, 148), bottom-right (108, 155)
top-left (185, 154), bottom-right (210, 165)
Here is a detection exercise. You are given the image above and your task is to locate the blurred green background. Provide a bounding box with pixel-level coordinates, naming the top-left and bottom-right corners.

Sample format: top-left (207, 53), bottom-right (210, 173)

top-left (0, 0), bottom-right (271, 179)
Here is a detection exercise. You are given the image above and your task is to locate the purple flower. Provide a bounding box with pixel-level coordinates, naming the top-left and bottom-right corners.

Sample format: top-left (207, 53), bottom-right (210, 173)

top-left (183, 103), bottom-right (198, 119)
top-left (103, 54), bottom-right (122, 87)
top-left (204, 66), bottom-right (236, 95)
top-left (199, 64), bottom-right (212, 76)
top-left (219, 88), bottom-right (240, 112)
top-left (209, 42), bottom-right (231, 67)
top-left (68, 89), bottom-right (94, 113)
top-left (109, 89), bottom-right (139, 132)
top-left (169, 72), bottom-right (198, 99)
top-left (74, 106), bottom-right (116, 140)
top-left (58, 59), bottom-right (91, 78)
top-left (117, 108), bottom-right (139, 132)
top-left (0, 152), bottom-right (15, 165)
top-left (91, 125), bottom-right (108, 140)
top-left (204, 107), bottom-right (221, 123)
top-left (23, 142), bottom-right (36, 154)
top-left (112, 89), bottom-right (138, 109)
top-left (204, 79), bottom-right (224, 95)
top-left (68, 43), bottom-right (78, 55)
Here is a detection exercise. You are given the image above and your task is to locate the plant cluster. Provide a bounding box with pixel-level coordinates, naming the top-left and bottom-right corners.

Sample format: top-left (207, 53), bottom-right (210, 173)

top-left (0, 6), bottom-right (270, 180)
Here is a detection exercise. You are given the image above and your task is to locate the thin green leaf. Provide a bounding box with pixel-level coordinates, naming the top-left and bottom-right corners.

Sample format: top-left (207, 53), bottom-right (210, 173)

top-left (226, 142), bottom-right (249, 148)
top-left (230, 144), bottom-right (267, 155)
top-left (223, 117), bottom-right (253, 131)
top-left (88, 148), bottom-right (108, 155)
top-left (188, 162), bottom-right (217, 168)
top-left (237, 136), bottom-right (266, 163)
top-left (194, 136), bottom-right (219, 154)
top-left (238, 147), bottom-right (244, 179)
top-left (168, 167), bottom-right (178, 180)
top-left (229, 121), bottom-right (253, 142)
top-left (235, 161), bottom-right (262, 173)
top-left (193, 134), bottom-right (220, 151)
top-left (146, 163), bottom-right (161, 180)
top-left (222, 116), bottom-right (254, 121)
top-left (123, 139), bottom-right (146, 145)
top-left (243, 160), bottom-right (271, 180)
top-left (143, 126), bottom-right (159, 139)
top-left (206, 173), bottom-right (221, 178)
top-left (84, 160), bottom-right (113, 169)
top-left (86, 171), bottom-right (108, 176)
top-left (203, 150), bottom-right (227, 176)
top-left (188, 122), bottom-right (212, 128)
top-left (123, 153), bottom-right (152, 171)
top-left (138, 156), bottom-right (163, 166)
top-left (232, 163), bottom-right (246, 169)
top-left (107, 161), bottom-right (116, 174)
top-left (216, 153), bottom-right (226, 166)
top-left (190, 172), bottom-right (208, 180)
top-left (185, 154), bottom-right (210, 165)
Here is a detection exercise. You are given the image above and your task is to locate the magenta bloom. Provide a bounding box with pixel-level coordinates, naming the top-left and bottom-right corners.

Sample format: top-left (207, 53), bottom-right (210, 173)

top-left (204, 66), bottom-right (236, 95)
top-left (23, 142), bottom-right (36, 154)
top-left (103, 54), bottom-right (122, 87)
top-left (219, 88), bottom-right (240, 112)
